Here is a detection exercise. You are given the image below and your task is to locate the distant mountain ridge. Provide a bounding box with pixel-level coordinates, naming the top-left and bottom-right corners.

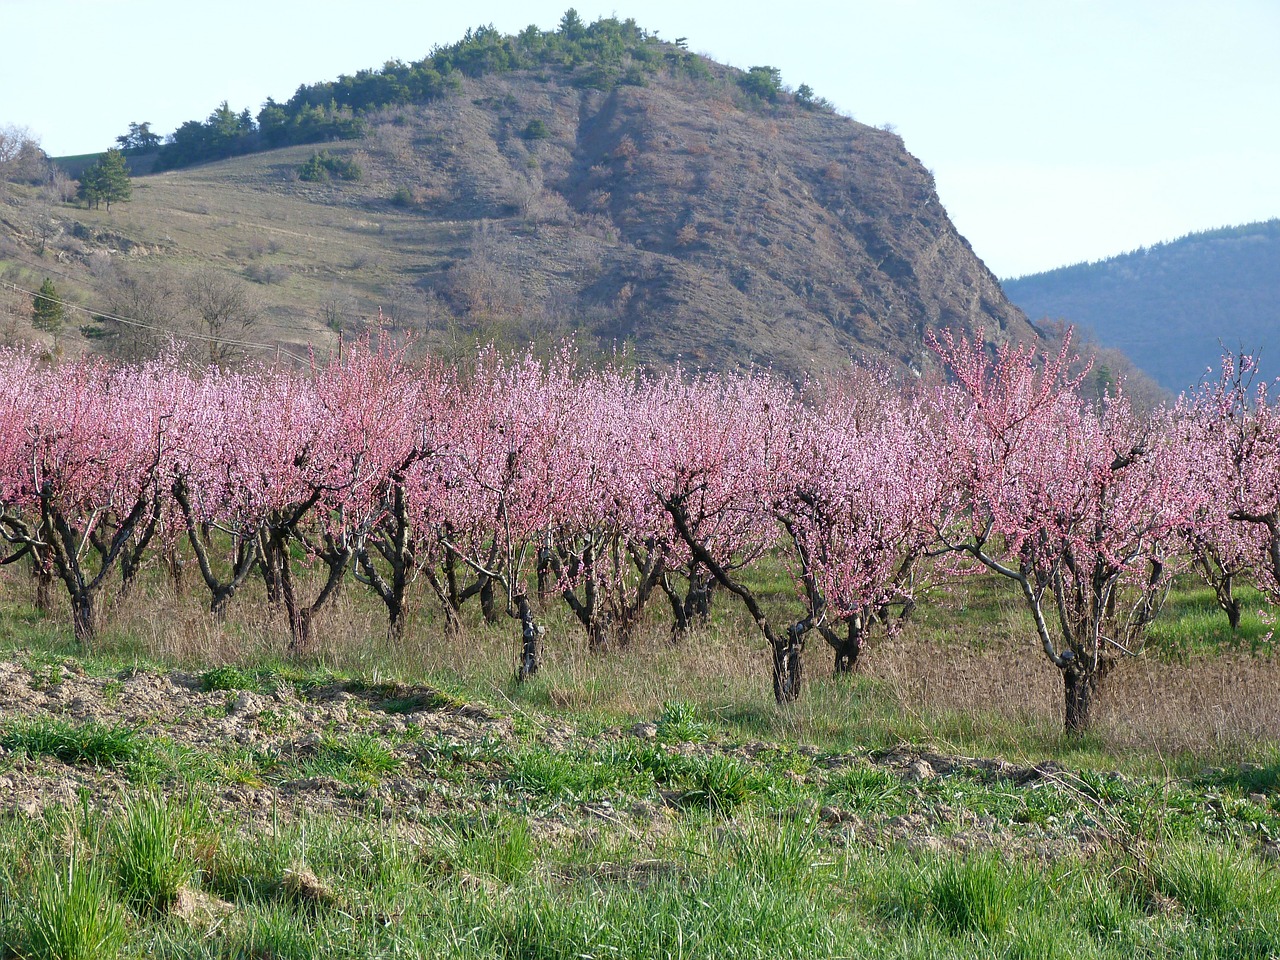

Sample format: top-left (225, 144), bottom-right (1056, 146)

top-left (1003, 220), bottom-right (1280, 392)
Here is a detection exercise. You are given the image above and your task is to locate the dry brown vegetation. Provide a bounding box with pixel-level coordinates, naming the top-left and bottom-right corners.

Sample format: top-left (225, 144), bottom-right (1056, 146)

top-left (2, 59), bottom-right (1037, 378)
top-left (4, 551), bottom-right (1275, 767)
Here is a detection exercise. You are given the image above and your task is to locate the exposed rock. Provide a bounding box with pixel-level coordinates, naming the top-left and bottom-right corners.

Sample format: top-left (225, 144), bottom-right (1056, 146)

top-left (903, 759), bottom-right (937, 781)
top-left (282, 864), bottom-right (337, 906)
top-left (170, 886), bottom-right (234, 925)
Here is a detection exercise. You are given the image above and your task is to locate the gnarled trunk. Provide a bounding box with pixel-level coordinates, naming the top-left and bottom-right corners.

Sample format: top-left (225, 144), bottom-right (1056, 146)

top-left (31, 544), bottom-right (55, 615)
top-left (831, 616), bottom-right (865, 675)
top-left (1062, 657), bottom-right (1106, 736)
top-left (479, 576), bottom-right (500, 625)
top-left (772, 631), bottom-right (804, 704)
top-left (516, 593), bottom-right (542, 680)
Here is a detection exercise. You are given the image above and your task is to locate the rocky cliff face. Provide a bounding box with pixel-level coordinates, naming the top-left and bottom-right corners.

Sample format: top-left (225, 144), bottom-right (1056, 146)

top-left (357, 65), bottom-right (1038, 375)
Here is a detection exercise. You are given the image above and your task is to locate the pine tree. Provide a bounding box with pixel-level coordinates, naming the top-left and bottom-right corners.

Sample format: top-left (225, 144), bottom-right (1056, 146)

top-left (95, 148), bottom-right (132, 210)
top-left (32, 277), bottom-right (64, 332)
top-left (77, 149), bottom-right (132, 211)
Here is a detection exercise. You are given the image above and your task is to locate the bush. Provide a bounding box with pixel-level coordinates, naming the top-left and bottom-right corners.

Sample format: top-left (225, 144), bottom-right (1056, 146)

top-left (199, 665), bottom-right (254, 692)
top-left (298, 150), bottom-right (362, 183)
top-left (522, 119), bottom-right (550, 140)
top-left (738, 65), bottom-right (782, 102)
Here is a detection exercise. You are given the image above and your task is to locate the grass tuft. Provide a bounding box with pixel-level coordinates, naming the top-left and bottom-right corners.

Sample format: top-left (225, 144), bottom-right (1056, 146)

top-left (0, 717), bottom-right (146, 767)
top-left (308, 733), bottom-right (401, 784)
top-left (923, 852), bottom-right (1020, 937)
top-left (656, 699), bottom-right (709, 743)
top-left (1154, 840), bottom-right (1279, 921)
top-left (112, 791), bottom-right (192, 913)
top-left (677, 754), bottom-right (757, 813)
top-left (23, 846), bottom-right (126, 960)
top-left (454, 816), bottom-right (537, 883)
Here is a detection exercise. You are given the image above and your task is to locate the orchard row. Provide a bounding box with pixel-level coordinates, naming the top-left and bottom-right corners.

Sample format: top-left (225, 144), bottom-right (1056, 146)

top-left (0, 333), bottom-right (1275, 732)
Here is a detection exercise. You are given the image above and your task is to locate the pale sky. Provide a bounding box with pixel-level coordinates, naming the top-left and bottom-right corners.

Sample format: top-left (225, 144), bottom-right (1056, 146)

top-left (2, 0), bottom-right (1277, 278)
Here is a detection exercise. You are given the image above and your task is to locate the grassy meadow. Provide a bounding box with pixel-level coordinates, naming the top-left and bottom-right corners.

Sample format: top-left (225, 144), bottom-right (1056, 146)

top-left (0, 555), bottom-right (1278, 958)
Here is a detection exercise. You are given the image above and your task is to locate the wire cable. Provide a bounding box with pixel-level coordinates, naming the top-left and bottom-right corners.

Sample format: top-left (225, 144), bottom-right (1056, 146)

top-left (4, 278), bottom-right (313, 365)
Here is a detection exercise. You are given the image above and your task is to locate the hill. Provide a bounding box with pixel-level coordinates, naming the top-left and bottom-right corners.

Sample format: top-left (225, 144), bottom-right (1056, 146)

top-left (1, 16), bottom-right (1039, 376)
top-left (1002, 220), bottom-right (1280, 393)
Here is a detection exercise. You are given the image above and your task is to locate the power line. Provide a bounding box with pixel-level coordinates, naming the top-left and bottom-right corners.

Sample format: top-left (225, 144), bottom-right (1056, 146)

top-left (5, 277), bottom-right (313, 365)
top-left (4, 247), bottom-right (330, 339)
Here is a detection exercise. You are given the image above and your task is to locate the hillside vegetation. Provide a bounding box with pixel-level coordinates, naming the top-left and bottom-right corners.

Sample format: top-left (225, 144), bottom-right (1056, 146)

top-left (1004, 219), bottom-right (1280, 392)
top-left (1, 13), bottom-right (1036, 376)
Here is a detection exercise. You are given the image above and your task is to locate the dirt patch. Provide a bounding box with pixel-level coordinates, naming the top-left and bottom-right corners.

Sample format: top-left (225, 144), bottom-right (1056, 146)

top-left (2, 658), bottom-right (1263, 865)
top-left (0, 659), bottom-right (516, 824)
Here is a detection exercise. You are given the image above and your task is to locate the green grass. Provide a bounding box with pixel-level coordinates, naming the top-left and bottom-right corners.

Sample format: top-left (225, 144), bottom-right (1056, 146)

top-left (0, 717), bottom-right (148, 768)
top-left (2, 564), bottom-right (1280, 956)
top-left (21, 846), bottom-right (126, 960)
top-left (198, 664), bottom-right (258, 692)
top-left (300, 733), bottom-right (401, 785)
top-left (111, 791), bottom-right (193, 912)
top-left (0, 786), bottom-right (1277, 959)
top-left (1154, 840), bottom-right (1280, 922)
top-left (921, 853), bottom-right (1022, 937)
top-left (1146, 581), bottom-right (1273, 658)
top-left (676, 754), bottom-right (760, 813)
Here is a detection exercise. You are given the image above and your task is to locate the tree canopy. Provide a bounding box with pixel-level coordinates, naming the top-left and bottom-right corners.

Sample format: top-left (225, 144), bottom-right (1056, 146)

top-left (31, 278), bottom-right (64, 332)
top-left (136, 13), bottom-right (774, 172)
top-left (77, 148), bottom-right (132, 210)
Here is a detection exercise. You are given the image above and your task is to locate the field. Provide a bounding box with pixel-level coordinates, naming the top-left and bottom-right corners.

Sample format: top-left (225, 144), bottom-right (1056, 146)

top-left (0, 556), bottom-right (1278, 959)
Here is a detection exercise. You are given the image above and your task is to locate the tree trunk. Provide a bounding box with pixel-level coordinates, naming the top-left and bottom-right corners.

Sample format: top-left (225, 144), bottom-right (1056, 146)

top-left (279, 545), bottom-right (349, 656)
top-left (385, 599), bottom-right (406, 642)
top-left (685, 570), bottom-right (714, 622)
top-left (516, 594), bottom-right (542, 680)
top-left (424, 565), bottom-right (464, 637)
top-left (772, 634), bottom-right (803, 704)
top-left (31, 546), bottom-right (55, 615)
top-left (1062, 659), bottom-right (1098, 735)
top-left (259, 531), bottom-right (283, 605)
top-left (1217, 575), bottom-right (1242, 632)
top-left (69, 591), bottom-right (97, 646)
top-left (164, 541), bottom-right (185, 594)
top-left (209, 585), bottom-right (236, 622)
top-left (1224, 598), bottom-right (1242, 633)
top-left (480, 576), bottom-right (500, 625)
top-left (536, 546), bottom-right (554, 599)
top-left (833, 617), bottom-right (865, 675)
top-left (662, 573), bottom-right (692, 641)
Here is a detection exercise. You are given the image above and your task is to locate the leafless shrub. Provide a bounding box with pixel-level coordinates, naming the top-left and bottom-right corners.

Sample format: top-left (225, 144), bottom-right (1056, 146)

top-left (675, 223), bottom-right (699, 247)
top-left (243, 262), bottom-right (291, 285)
top-left (87, 250), bottom-right (115, 280)
top-left (97, 265), bottom-right (180, 360)
top-left (0, 124), bottom-right (47, 185)
top-left (44, 168), bottom-right (77, 203)
top-left (350, 251), bottom-right (384, 271)
top-left (183, 268), bottom-right (263, 366)
top-left (319, 285), bottom-right (358, 333)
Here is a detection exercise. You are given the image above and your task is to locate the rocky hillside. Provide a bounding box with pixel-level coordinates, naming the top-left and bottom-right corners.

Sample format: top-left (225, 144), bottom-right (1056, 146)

top-left (2, 21), bottom-right (1039, 376)
top-left (1003, 220), bottom-right (1280, 392)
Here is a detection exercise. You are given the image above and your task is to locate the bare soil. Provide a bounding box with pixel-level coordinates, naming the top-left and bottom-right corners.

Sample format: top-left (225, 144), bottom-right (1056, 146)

top-left (0, 657), bottom-right (1171, 863)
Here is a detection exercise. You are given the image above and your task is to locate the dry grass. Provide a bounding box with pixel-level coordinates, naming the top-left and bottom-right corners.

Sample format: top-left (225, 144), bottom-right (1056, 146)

top-left (3, 560), bottom-right (1277, 764)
